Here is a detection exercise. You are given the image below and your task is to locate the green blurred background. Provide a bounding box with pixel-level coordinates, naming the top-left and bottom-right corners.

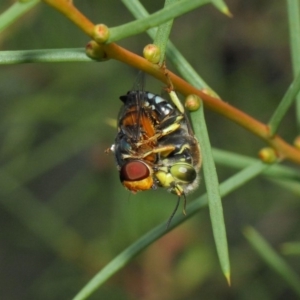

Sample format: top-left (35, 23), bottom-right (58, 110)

top-left (1, 0), bottom-right (300, 299)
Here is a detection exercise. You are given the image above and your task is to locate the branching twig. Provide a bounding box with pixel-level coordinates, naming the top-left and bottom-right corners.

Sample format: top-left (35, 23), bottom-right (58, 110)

top-left (42, 0), bottom-right (300, 164)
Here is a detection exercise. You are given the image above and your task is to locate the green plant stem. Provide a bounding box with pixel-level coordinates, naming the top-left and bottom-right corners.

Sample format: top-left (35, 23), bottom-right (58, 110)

top-left (106, 43), bottom-right (300, 163)
top-left (211, 0), bottom-right (231, 16)
top-left (281, 242), bottom-right (300, 255)
top-left (108, 0), bottom-right (210, 43)
top-left (2, 110), bottom-right (102, 184)
top-left (153, 0), bottom-right (177, 65)
top-left (0, 170), bottom-right (84, 259)
top-left (0, 48), bottom-right (90, 64)
top-left (0, 0), bottom-right (39, 32)
top-left (244, 227), bottom-right (300, 296)
top-left (122, 0), bottom-right (218, 93)
top-left (287, 0), bottom-right (300, 129)
top-left (212, 149), bottom-right (300, 180)
top-left (72, 162), bottom-right (268, 300)
top-left (192, 102), bottom-right (230, 284)
top-left (25, 0), bottom-right (300, 163)
top-left (268, 71), bottom-right (300, 136)
top-left (269, 178), bottom-right (300, 196)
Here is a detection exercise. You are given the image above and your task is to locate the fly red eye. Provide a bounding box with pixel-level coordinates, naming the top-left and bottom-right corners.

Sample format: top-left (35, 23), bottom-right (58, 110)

top-left (120, 161), bottom-right (150, 182)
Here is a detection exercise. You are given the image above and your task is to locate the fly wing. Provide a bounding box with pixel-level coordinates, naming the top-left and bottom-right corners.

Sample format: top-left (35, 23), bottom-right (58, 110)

top-left (131, 72), bottom-right (146, 142)
top-left (117, 72), bottom-right (154, 142)
top-left (131, 71), bottom-right (145, 92)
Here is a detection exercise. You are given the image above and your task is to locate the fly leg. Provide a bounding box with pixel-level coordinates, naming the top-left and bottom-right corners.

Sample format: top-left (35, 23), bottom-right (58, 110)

top-left (122, 144), bottom-right (176, 160)
top-left (136, 116), bottom-right (183, 147)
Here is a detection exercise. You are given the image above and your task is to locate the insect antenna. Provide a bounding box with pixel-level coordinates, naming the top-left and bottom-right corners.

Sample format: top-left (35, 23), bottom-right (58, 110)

top-left (182, 193), bottom-right (187, 215)
top-left (166, 195), bottom-right (181, 229)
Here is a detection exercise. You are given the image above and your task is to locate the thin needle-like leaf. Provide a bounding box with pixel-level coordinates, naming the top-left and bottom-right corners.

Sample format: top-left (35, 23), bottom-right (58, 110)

top-left (108, 0), bottom-right (210, 43)
top-left (72, 162), bottom-right (269, 300)
top-left (281, 242), bottom-right (300, 255)
top-left (122, 0), bottom-right (218, 93)
top-left (191, 102), bottom-right (230, 284)
top-left (153, 0), bottom-right (177, 65)
top-left (267, 178), bottom-right (300, 196)
top-left (1, 110), bottom-right (103, 185)
top-left (0, 48), bottom-right (90, 64)
top-left (211, 0), bottom-right (232, 17)
top-left (212, 148), bottom-right (300, 180)
top-left (0, 0), bottom-right (39, 32)
top-left (244, 227), bottom-right (300, 296)
top-left (268, 71), bottom-right (300, 136)
top-left (0, 170), bottom-right (82, 255)
top-left (287, 0), bottom-right (300, 127)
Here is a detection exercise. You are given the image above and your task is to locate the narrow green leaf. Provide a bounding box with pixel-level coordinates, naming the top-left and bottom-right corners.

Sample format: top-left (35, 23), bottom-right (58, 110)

top-left (153, 0), bottom-right (178, 65)
top-left (268, 71), bottom-right (300, 136)
top-left (212, 148), bottom-right (300, 181)
top-left (0, 49), bottom-right (91, 64)
top-left (122, 0), bottom-right (218, 94)
top-left (121, 0), bottom-right (156, 36)
top-left (287, 0), bottom-right (300, 127)
top-left (267, 178), bottom-right (300, 196)
top-left (211, 0), bottom-right (232, 17)
top-left (218, 161), bottom-right (269, 196)
top-left (287, 0), bottom-right (300, 75)
top-left (0, 0), bottom-right (39, 33)
top-left (0, 1), bottom-right (215, 93)
top-left (1, 110), bottom-right (102, 186)
top-left (108, 0), bottom-right (210, 43)
top-left (166, 43), bottom-right (219, 96)
top-left (244, 226), bottom-right (300, 296)
top-left (72, 162), bottom-right (268, 300)
top-left (281, 242), bottom-right (300, 255)
top-left (0, 169), bottom-right (81, 255)
top-left (191, 102), bottom-right (230, 284)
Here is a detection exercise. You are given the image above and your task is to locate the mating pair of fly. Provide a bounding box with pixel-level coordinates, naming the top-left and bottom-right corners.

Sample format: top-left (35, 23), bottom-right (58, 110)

top-left (108, 71), bottom-right (202, 227)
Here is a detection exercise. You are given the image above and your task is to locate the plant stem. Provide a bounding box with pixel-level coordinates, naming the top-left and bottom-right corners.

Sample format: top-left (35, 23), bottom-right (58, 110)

top-left (41, 0), bottom-right (300, 164)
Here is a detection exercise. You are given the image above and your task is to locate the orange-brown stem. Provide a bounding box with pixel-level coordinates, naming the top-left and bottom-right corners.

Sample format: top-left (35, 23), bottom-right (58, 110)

top-left (41, 0), bottom-right (300, 164)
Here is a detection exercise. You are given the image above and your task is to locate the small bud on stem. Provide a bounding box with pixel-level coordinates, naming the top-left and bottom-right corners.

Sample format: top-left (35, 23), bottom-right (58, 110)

top-left (85, 40), bottom-right (107, 60)
top-left (258, 147), bottom-right (277, 163)
top-left (143, 44), bottom-right (161, 64)
top-left (185, 94), bottom-right (201, 111)
top-left (93, 24), bottom-right (110, 44)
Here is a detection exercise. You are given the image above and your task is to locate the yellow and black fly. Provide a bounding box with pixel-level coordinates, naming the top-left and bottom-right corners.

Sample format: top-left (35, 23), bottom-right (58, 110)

top-left (109, 73), bottom-right (201, 226)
